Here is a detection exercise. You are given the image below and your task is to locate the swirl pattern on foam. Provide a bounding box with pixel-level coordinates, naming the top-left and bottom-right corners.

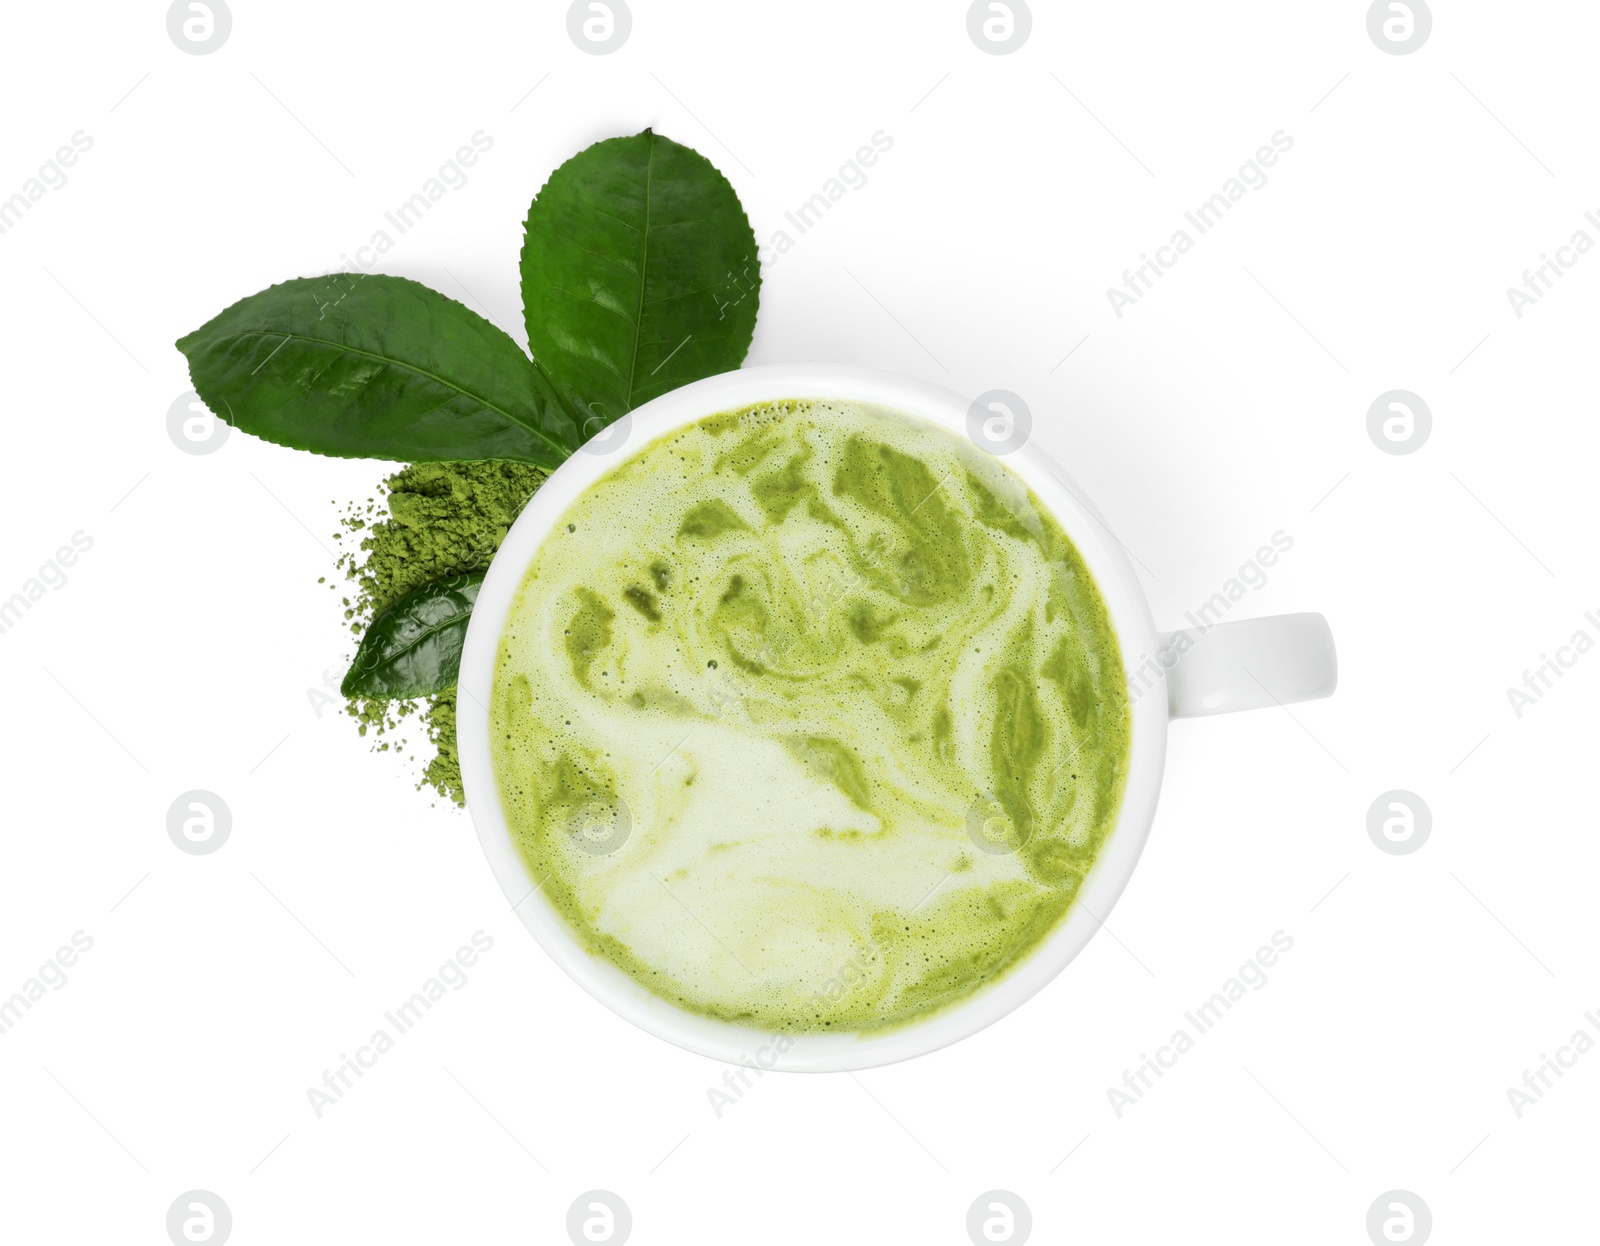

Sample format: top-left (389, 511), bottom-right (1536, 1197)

top-left (491, 400), bottom-right (1131, 1032)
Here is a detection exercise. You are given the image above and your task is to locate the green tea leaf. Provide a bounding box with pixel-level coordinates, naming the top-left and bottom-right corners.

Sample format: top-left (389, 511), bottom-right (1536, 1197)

top-left (342, 571), bottom-right (483, 698)
top-left (177, 274), bottom-right (579, 466)
top-left (519, 128), bottom-right (760, 434)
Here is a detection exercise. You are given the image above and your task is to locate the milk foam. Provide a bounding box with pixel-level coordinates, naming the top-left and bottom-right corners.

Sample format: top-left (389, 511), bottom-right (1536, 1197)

top-left (490, 400), bottom-right (1131, 1032)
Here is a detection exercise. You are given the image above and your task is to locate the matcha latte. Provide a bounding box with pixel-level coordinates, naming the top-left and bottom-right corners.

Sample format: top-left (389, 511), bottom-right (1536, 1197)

top-left (489, 400), bottom-right (1131, 1033)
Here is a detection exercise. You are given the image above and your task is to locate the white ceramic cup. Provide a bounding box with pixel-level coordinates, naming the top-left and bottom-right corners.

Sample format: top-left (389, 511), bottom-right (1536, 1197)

top-left (458, 364), bottom-right (1337, 1071)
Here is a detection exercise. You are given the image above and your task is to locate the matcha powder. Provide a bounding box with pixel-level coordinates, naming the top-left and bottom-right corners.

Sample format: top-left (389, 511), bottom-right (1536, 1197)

top-left (333, 460), bottom-right (547, 805)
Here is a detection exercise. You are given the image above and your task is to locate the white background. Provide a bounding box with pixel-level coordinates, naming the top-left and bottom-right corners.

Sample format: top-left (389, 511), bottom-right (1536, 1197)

top-left (1, 1), bottom-right (1596, 1242)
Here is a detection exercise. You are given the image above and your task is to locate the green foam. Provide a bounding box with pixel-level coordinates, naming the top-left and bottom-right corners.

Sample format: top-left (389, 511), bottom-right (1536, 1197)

top-left (491, 400), bottom-right (1131, 1033)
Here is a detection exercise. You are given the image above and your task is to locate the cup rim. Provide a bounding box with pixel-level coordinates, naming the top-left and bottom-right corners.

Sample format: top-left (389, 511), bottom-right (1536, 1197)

top-left (458, 363), bottom-right (1169, 1071)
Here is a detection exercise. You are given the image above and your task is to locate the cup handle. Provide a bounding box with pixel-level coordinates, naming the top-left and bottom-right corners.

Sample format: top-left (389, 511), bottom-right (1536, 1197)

top-left (1157, 612), bottom-right (1337, 718)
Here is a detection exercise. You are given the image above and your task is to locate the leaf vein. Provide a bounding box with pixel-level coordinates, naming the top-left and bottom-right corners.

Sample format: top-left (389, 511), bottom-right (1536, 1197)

top-left (223, 329), bottom-right (567, 458)
top-left (622, 133), bottom-right (657, 410)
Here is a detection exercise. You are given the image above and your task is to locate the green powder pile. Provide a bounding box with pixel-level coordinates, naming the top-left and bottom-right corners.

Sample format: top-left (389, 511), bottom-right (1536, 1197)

top-left (333, 460), bottom-right (547, 804)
